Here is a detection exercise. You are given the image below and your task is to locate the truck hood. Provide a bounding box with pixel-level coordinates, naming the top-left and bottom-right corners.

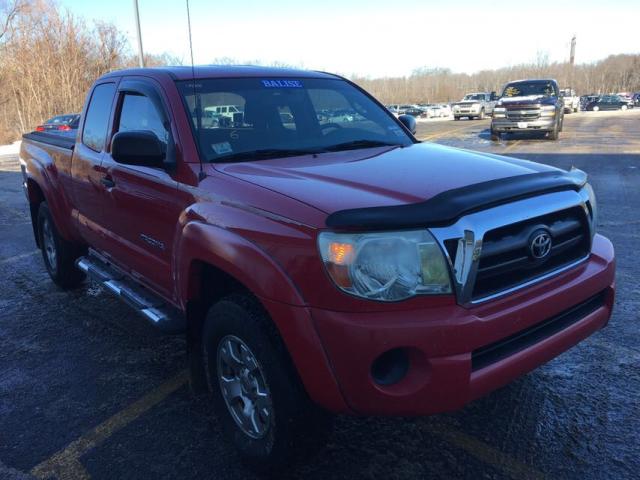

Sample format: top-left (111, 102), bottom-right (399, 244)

top-left (212, 143), bottom-right (557, 215)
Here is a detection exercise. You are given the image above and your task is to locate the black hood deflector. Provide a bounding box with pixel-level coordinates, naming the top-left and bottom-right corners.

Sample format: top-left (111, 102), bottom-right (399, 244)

top-left (325, 169), bottom-right (587, 229)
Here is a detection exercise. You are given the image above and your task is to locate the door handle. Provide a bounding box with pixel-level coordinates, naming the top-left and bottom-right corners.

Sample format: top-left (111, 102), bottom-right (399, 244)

top-left (101, 176), bottom-right (115, 188)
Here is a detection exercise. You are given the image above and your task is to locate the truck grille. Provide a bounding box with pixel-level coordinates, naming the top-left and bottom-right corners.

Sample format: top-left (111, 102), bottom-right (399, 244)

top-left (471, 207), bottom-right (591, 300)
top-left (506, 110), bottom-right (540, 121)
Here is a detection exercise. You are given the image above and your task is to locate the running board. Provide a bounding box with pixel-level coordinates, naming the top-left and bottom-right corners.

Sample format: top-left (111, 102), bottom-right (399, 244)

top-left (76, 250), bottom-right (185, 334)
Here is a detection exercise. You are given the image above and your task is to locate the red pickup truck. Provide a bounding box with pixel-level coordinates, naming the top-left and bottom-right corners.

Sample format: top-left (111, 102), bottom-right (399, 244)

top-left (20, 66), bottom-right (615, 469)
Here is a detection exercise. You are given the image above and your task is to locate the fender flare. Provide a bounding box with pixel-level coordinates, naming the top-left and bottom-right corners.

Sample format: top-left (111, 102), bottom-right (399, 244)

top-left (176, 221), bottom-right (305, 308)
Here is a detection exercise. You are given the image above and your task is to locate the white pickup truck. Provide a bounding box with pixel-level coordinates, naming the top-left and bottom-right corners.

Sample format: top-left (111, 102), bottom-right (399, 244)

top-left (453, 92), bottom-right (497, 120)
top-left (561, 88), bottom-right (580, 113)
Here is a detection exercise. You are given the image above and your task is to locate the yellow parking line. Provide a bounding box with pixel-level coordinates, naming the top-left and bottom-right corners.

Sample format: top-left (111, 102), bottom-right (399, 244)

top-left (420, 122), bottom-right (479, 141)
top-left (503, 140), bottom-right (522, 153)
top-left (428, 420), bottom-right (546, 480)
top-left (0, 250), bottom-right (39, 265)
top-left (30, 370), bottom-right (189, 479)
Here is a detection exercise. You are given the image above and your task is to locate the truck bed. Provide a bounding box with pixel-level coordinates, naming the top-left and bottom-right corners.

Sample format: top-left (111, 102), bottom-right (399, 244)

top-left (22, 131), bottom-right (75, 150)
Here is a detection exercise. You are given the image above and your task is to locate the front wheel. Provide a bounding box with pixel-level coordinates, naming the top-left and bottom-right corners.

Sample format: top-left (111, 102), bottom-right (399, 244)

top-left (490, 126), bottom-right (500, 141)
top-left (593, 106), bottom-right (600, 112)
top-left (621, 104), bottom-right (628, 111)
top-left (202, 294), bottom-right (331, 471)
top-left (478, 109), bottom-right (485, 120)
top-left (548, 119), bottom-right (560, 140)
top-left (454, 116), bottom-right (460, 121)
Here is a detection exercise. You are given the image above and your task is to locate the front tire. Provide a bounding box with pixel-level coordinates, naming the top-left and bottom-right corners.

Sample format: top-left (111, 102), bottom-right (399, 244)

top-left (490, 126), bottom-right (500, 141)
top-left (621, 104), bottom-right (628, 111)
top-left (202, 294), bottom-right (331, 471)
top-left (548, 119), bottom-right (560, 140)
top-left (37, 202), bottom-right (85, 289)
top-left (478, 108), bottom-right (485, 120)
top-left (593, 106), bottom-right (599, 112)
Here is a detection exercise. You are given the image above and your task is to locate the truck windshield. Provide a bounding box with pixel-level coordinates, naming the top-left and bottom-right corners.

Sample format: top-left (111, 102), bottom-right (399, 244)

top-left (502, 81), bottom-right (557, 98)
top-left (463, 94), bottom-right (484, 101)
top-left (176, 77), bottom-right (413, 163)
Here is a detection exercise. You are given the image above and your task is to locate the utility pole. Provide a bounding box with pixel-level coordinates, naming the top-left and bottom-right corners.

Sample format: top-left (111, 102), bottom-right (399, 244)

top-left (568, 35), bottom-right (576, 89)
top-left (133, 0), bottom-right (145, 68)
top-left (569, 35), bottom-right (576, 66)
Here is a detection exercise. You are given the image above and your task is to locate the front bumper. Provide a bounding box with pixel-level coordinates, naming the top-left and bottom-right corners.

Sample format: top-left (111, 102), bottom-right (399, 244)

top-left (310, 234), bottom-right (615, 416)
top-left (492, 116), bottom-right (556, 132)
top-left (454, 109), bottom-right (481, 116)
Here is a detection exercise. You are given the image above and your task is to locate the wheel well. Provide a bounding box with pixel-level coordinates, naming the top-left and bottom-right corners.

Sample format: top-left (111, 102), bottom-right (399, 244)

top-left (185, 260), bottom-right (252, 394)
top-left (26, 179), bottom-right (45, 248)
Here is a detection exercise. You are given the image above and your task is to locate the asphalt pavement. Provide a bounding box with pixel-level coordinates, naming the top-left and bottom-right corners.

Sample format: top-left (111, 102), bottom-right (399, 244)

top-left (1, 109), bottom-right (639, 480)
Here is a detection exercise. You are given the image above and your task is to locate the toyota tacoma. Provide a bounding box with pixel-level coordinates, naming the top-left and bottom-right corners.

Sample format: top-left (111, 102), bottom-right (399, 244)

top-left (19, 66), bottom-right (615, 470)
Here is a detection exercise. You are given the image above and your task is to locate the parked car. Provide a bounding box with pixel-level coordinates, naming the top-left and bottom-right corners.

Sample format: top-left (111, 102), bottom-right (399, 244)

top-left (416, 104), bottom-right (440, 118)
top-left (437, 103), bottom-right (452, 117)
top-left (402, 106), bottom-right (427, 118)
top-left (560, 88), bottom-right (580, 113)
top-left (585, 95), bottom-right (631, 111)
top-left (580, 95), bottom-right (599, 111)
top-left (20, 66), bottom-right (614, 470)
top-left (453, 92), bottom-right (496, 120)
top-left (491, 79), bottom-right (564, 140)
top-left (35, 114), bottom-right (80, 134)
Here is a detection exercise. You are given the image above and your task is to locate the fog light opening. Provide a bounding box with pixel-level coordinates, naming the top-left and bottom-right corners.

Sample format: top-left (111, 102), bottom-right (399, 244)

top-left (371, 348), bottom-right (409, 386)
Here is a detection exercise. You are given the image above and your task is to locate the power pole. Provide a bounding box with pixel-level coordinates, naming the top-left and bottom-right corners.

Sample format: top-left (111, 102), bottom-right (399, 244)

top-left (133, 0), bottom-right (145, 68)
top-left (569, 35), bottom-right (576, 66)
top-left (568, 35), bottom-right (576, 88)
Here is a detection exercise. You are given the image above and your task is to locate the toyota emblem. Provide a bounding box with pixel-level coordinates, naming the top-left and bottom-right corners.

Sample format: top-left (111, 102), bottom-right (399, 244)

top-left (529, 230), bottom-right (552, 259)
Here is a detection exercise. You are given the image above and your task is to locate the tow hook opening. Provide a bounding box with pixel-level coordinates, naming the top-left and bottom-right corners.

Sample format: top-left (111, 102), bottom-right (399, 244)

top-left (371, 348), bottom-right (410, 386)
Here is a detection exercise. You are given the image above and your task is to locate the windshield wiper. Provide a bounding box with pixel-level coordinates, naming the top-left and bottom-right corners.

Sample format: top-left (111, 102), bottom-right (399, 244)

top-left (213, 148), bottom-right (324, 163)
top-left (323, 139), bottom-right (404, 152)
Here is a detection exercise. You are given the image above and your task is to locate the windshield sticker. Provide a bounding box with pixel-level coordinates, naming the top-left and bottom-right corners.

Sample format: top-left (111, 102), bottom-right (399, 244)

top-left (261, 79), bottom-right (303, 88)
top-left (212, 142), bottom-right (233, 155)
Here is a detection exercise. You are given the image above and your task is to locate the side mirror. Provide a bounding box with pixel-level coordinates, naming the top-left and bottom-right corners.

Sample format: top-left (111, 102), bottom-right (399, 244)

top-left (398, 114), bottom-right (417, 135)
top-left (111, 130), bottom-right (165, 168)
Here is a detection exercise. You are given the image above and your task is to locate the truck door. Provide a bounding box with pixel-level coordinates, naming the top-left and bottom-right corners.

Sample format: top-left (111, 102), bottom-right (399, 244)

top-left (71, 81), bottom-right (118, 249)
top-left (97, 79), bottom-right (185, 299)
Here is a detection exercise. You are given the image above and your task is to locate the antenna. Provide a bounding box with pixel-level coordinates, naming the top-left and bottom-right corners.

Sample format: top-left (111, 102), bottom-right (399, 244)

top-left (186, 0), bottom-right (205, 181)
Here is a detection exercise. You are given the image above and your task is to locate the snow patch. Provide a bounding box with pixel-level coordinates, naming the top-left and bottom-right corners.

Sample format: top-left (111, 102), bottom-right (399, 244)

top-left (0, 141), bottom-right (21, 156)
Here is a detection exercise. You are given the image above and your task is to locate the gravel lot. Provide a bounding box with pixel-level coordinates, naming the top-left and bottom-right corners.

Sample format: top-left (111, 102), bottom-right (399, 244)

top-left (1, 110), bottom-right (639, 480)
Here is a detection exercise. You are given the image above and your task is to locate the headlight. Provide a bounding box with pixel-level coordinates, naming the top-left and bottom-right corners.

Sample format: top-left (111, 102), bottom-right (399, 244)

top-left (493, 107), bottom-right (505, 112)
top-left (318, 230), bottom-right (452, 301)
top-left (584, 182), bottom-right (598, 231)
top-left (540, 105), bottom-right (556, 117)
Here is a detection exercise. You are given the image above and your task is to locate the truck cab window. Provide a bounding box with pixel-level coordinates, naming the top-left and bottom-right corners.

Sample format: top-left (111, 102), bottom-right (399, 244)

top-left (117, 93), bottom-right (168, 144)
top-left (82, 83), bottom-right (116, 152)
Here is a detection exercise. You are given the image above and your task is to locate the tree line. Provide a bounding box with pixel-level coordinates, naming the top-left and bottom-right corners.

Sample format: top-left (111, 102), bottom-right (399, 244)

top-left (353, 54), bottom-right (640, 105)
top-left (0, 0), bottom-right (175, 143)
top-left (1, 0), bottom-right (639, 143)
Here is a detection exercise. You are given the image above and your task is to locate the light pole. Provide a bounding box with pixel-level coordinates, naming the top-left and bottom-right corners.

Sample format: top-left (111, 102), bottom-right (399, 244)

top-left (133, 0), bottom-right (145, 67)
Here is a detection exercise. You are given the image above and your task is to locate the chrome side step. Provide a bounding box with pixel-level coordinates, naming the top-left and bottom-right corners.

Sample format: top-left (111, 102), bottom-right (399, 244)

top-left (76, 250), bottom-right (185, 334)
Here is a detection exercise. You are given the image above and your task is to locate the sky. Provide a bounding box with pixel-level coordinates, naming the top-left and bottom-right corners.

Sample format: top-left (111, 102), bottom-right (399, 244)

top-left (59, 0), bottom-right (640, 78)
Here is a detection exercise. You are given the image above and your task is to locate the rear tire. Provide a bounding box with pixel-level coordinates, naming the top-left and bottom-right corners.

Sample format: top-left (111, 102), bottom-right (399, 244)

top-left (621, 104), bottom-right (628, 111)
top-left (454, 116), bottom-right (460, 121)
top-left (37, 202), bottom-right (85, 289)
top-left (593, 106), bottom-right (599, 112)
top-left (202, 293), bottom-right (332, 472)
